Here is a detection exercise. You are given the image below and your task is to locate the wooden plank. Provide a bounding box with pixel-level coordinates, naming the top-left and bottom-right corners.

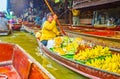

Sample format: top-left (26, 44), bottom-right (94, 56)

top-left (73, 0), bottom-right (120, 9)
top-left (29, 64), bottom-right (50, 79)
top-left (0, 43), bottom-right (14, 62)
top-left (13, 46), bottom-right (32, 79)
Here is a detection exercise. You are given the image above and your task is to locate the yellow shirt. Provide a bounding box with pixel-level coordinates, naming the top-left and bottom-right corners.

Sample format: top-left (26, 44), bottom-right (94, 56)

top-left (72, 9), bottom-right (80, 16)
top-left (40, 20), bottom-right (60, 41)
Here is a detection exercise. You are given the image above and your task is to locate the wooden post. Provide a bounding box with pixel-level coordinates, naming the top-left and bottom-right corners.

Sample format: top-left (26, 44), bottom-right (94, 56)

top-left (64, 0), bottom-right (69, 24)
top-left (44, 0), bottom-right (66, 35)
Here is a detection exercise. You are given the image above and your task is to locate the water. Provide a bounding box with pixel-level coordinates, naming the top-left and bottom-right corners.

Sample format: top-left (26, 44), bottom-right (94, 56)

top-left (0, 31), bottom-right (89, 79)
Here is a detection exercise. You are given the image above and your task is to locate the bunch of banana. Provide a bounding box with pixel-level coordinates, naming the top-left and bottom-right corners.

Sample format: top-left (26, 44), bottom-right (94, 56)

top-left (74, 46), bottom-right (111, 60)
top-left (63, 41), bottom-right (79, 54)
top-left (86, 54), bottom-right (120, 74)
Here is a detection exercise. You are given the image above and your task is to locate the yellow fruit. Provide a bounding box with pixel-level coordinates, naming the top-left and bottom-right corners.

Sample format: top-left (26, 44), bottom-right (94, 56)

top-left (54, 47), bottom-right (65, 55)
top-left (35, 32), bottom-right (41, 39)
top-left (86, 54), bottom-right (120, 74)
top-left (54, 37), bottom-right (63, 47)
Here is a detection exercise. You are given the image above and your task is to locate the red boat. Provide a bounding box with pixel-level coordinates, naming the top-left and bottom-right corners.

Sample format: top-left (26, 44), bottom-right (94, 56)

top-left (38, 41), bottom-right (120, 79)
top-left (0, 43), bottom-right (55, 79)
top-left (62, 24), bottom-right (120, 31)
top-left (12, 24), bottom-right (22, 31)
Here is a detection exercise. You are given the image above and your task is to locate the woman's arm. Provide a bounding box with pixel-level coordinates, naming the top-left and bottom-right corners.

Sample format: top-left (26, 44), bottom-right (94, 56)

top-left (43, 20), bottom-right (56, 30)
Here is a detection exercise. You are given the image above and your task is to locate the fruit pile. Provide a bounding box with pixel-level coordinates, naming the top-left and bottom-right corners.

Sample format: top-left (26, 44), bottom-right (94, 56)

top-left (73, 45), bottom-right (120, 74)
top-left (86, 54), bottom-right (120, 74)
top-left (50, 36), bottom-right (120, 74)
top-left (51, 36), bottom-right (84, 55)
top-left (74, 46), bottom-right (111, 60)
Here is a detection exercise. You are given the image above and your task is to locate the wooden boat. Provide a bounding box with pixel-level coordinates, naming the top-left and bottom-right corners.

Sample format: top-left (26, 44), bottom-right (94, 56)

top-left (62, 24), bottom-right (120, 31)
top-left (12, 24), bottom-right (22, 31)
top-left (23, 23), bottom-right (120, 78)
top-left (23, 25), bottom-right (41, 34)
top-left (0, 25), bottom-right (12, 35)
top-left (61, 25), bottom-right (120, 42)
top-left (22, 21), bottom-right (35, 27)
top-left (38, 41), bottom-right (120, 79)
top-left (0, 43), bottom-right (55, 79)
top-left (22, 22), bottom-right (41, 34)
top-left (0, 30), bottom-right (10, 35)
top-left (62, 25), bottom-right (120, 52)
top-left (65, 29), bottom-right (120, 52)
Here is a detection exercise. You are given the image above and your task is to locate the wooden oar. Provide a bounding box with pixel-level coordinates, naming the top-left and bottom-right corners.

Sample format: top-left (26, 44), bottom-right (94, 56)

top-left (44, 0), bottom-right (67, 35)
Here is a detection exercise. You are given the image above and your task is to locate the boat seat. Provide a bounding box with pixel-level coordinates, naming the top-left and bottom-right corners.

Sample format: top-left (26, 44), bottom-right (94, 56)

top-left (13, 46), bottom-right (32, 79)
top-left (29, 64), bottom-right (50, 79)
top-left (0, 74), bottom-right (8, 79)
top-left (0, 43), bottom-right (14, 62)
top-left (0, 43), bottom-right (52, 79)
top-left (0, 65), bottom-right (21, 79)
top-left (0, 45), bottom-right (33, 79)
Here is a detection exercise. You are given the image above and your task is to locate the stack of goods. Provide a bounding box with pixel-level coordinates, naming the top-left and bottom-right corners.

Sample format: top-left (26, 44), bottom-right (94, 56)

top-left (50, 36), bottom-right (91, 55)
top-left (50, 36), bottom-right (120, 74)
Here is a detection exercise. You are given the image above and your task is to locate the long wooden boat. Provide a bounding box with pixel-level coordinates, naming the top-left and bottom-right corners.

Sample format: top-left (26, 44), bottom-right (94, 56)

top-left (0, 30), bottom-right (10, 35)
top-left (65, 30), bottom-right (120, 52)
top-left (23, 24), bottom-right (120, 78)
top-left (12, 24), bottom-right (22, 31)
top-left (0, 25), bottom-right (12, 35)
top-left (62, 24), bottom-right (120, 31)
top-left (0, 24), bottom-right (12, 35)
top-left (0, 43), bottom-right (55, 79)
top-left (38, 40), bottom-right (120, 79)
top-left (65, 29), bottom-right (120, 40)
top-left (23, 24), bottom-right (41, 34)
top-left (61, 25), bottom-right (120, 42)
top-left (62, 25), bottom-right (120, 52)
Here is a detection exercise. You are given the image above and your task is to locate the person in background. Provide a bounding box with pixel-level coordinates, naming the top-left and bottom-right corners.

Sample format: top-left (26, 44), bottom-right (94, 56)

top-left (34, 14), bottom-right (41, 26)
top-left (41, 13), bottom-right (47, 28)
top-left (0, 12), bottom-right (9, 30)
top-left (71, 9), bottom-right (80, 26)
top-left (40, 13), bottom-right (60, 46)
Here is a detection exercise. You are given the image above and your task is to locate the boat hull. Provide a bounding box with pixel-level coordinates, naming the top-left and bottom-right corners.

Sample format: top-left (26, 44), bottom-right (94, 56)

top-left (12, 24), bottom-right (22, 31)
top-left (0, 43), bottom-right (55, 79)
top-left (38, 41), bottom-right (120, 79)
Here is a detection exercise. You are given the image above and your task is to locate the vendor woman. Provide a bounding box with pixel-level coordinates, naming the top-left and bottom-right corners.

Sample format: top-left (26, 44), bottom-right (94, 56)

top-left (40, 13), bottom-right (60, 46)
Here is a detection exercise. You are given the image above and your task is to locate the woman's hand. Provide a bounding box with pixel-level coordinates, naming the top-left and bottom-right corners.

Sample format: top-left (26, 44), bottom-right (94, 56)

top-left (53, 14), bottom-right (58, 21)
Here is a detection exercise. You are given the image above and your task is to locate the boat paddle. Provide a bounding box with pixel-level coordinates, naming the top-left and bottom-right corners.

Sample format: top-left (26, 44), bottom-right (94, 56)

top-left (44, 0), bottom-right (67, 36)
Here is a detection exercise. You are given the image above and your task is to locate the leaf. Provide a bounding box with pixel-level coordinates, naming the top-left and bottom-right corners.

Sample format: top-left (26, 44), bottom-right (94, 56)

top-left (54, 0), bottom-right (60, 3)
